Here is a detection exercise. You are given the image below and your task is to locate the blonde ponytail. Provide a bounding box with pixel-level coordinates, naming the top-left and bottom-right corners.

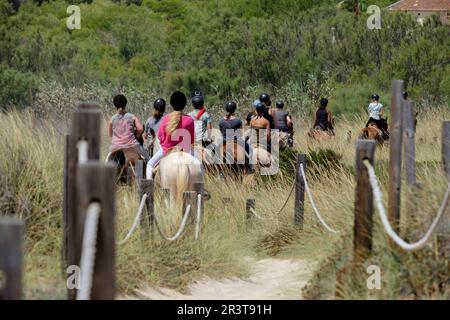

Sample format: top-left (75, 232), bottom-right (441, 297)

top-left (166, 111), bottom-right (182, 135)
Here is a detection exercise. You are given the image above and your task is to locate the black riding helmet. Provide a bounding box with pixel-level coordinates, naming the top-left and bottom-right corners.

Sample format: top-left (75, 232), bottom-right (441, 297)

top-left (153, 98), bottom-right (166, 112)
top-left (276, 100), bottom-right (284, 109)
top-left (170, 91), bottom-right (187, 111)
top-left (255, 102), bottom-right (265, 115)
top-left (371, 94), bottom-right (380, 101)
top-left (402, 91), bottom-right (409, 100)
top-left (192, 95), bottom-right (204, 109)
top-left (225, 101), bottom-right (237, 114)
top-left (320, 98), bottom-right (328, 107)
top-left (259, 93), bottom-right (271, 106)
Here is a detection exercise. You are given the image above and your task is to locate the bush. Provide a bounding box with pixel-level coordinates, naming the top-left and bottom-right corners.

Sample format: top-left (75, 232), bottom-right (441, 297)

top-left (0, 66), bottom-right (39, 109)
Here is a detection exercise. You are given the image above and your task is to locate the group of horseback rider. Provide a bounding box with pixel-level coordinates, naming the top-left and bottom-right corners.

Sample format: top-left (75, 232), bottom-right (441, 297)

top-left (108, 90), bottom-right (405, 178)
top-left (108, 91), bottom-right (295, 178)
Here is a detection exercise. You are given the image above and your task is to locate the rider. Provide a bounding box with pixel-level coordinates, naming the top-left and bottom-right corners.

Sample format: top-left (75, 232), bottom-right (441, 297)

top-left (259, 93), bottom-right (275, 129)
top-left (108, 94), bottom-right (149, 161)
top-left (188, 93), bottom-right (212, 147)
top-left (144, 98), bottom-right (166, 157)
top-left (402, 91), bottom-right (409, 100)
top-left (313, 98), bottom-right (334, 135)
top-left (365, 94), bottom-right (388, 139)
top-left (250, 102), bottom-right (271, 152)
top-left (245, 99), bottom-right (260, 126)
top-left (219, 101), bottom-right (253, 170)
top-left (219, 101), bottom-right (243, 142)
top-left (145, 91), bottom-right (196, 180)
top-left (273, 100), bottom-right (294, 147)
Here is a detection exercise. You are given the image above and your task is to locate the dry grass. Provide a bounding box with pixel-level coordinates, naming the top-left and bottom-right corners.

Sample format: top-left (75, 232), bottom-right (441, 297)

top-left (0, 107), bottom-right (449, 299)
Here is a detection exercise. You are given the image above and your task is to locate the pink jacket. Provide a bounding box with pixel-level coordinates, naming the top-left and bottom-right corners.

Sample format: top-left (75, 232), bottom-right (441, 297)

top-left (157, 114), bottom-right (195, 154)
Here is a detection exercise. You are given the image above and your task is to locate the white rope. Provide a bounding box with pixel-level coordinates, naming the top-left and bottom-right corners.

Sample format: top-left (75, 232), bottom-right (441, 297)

top-left (129, 162), bottom-right (137, 177)
top-left (77, 202), bottom-right (101, 300)
top-left (77, 140), bottom-right (89, 164)
top-left (364, 160), bottom-right (450, 251)
top-left (249, 207), bottom-right (268, 220)
top-left (195, 194), bottom-right (202, 240)
top-left (154, 204), bottom-right (192, 241)
top-left (117, 194), bottom-right (148, 245)
top-left (300, 163), bottom-right (341, 234)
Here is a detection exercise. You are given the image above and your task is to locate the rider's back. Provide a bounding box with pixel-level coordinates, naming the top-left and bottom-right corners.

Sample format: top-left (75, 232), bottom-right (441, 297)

top-left (314, 108), bottom-right (330, 130)
top-left (273, 110), bottom-right (289, 131)
top-left (158, 114), bottom-right (195, 154)
top-left (111, 112), bottom-right (139, 151)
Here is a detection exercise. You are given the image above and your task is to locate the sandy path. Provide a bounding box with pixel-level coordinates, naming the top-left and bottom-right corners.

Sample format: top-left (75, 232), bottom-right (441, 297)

top-left (131, 258), bottom-right (317, 300)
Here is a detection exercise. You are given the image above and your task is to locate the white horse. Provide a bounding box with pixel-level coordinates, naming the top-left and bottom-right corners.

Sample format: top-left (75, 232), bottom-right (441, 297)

top-left (156, 150), bottom-right (204, 205)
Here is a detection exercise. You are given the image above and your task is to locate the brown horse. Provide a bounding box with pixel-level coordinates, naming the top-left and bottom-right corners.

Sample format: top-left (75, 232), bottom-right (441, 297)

top-left (106, 146), bottom-right (145, 182)
top-left (359, 122), bottom-right (388, 145)
top-left (307, 126), bottom-right (334, 141)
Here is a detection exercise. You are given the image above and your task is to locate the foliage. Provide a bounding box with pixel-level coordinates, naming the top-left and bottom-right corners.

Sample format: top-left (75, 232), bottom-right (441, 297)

top-left (0, 0), bottom-right (448, 114)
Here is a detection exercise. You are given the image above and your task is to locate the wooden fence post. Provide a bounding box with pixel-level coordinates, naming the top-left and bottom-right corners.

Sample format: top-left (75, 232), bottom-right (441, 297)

top-left (246, 198), bottom-right (255, 221)
top-left (0, 217), bottom-right (24, 300)
top-left (403, 100), bottom-right (416, 186)
top-left (126, 167), bottom-right (134, 186)
top-left (388, 80), bottom-right (404, 234)
top-left (443, 121), bottom-right (450, 178)
top-left (74, 162), bottom-right (116, 300)
top-left (295, 154), bottom-right (307, 228)
top-left (353, 140), bottom-right (376, 267)
top-left (439, 121), bottom-right (450, 236)
top-left (137, 179), bottom-right (154, 233)
top-left (135, 160), bottom-right (145, 182)
top-left (64, 104), bottom-right (101, 298)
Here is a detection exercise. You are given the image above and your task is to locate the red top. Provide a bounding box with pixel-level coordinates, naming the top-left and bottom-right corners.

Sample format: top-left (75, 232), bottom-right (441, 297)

top-left (157, 114), bottom-right (195, 154)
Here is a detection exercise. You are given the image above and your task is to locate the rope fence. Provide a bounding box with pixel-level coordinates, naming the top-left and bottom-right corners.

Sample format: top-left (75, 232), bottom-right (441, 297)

top-left (153, 204), bottom-right (192, 242)
top-left (364, 159), bottom-right (450, 251)
top-left (117, 194), bottom-right (148, 245)
top-left (77, 140), bottom-right (88, 164)
top-left (195, 194), bottom-right (202, 240)
top-left (76, 202), bottom-right (101, 300)
top-left (249, 207), bottom-right (268, 220)
top-left (300, 163), bottom-right (341, 234)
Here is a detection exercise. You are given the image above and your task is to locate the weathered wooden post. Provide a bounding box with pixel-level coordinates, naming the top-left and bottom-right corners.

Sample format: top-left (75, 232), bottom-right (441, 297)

top-left (64, 103), bottom-right (101, 295)
top-left (403, 100), bottom-right (416, 186)
top-left (126, 167), bottom-right (135, 186)
top-left (75, 162), bottom-right (116, 300)
top-left (0, 217), bottom-right (24, 300)
top-left (246, 198), bottom-right (255, 221)
top-left (443, 121), bottom-right (450, 178)
top-left (137, 179), bottom-right (154, 232)
top-left (295, 154), bottom-right (307, 228)
top-left (135, 160), bottom-right (145, 182)
top-left (353, 140), bottom-right (376, 267)
top-left (388, 80), bottom-right (404, 234)
top-left (439, 121), bottom-right (450, 238)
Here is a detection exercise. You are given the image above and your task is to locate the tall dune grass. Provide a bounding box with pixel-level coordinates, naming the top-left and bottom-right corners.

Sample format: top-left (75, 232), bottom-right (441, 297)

top-left (0, 107), bottom-right (448, 299)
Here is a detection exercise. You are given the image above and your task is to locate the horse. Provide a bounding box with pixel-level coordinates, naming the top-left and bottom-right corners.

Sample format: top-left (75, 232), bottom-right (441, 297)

top-left (217, 140), bottom-right (249, 177)
top-left (307, 126), bottom-right (334, 140)
top-left (359, 122), bottom-right (388, 145)
top-left (106, 146), bottom-right (145, 182)
top-left (277, 131), bottom-right (293, 149)
top-left (155, 150), bottom-right (204, 205)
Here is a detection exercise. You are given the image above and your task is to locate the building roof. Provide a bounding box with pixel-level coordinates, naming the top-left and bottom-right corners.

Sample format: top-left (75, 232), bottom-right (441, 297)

top-left (388, 0), bottom-right (450, 11)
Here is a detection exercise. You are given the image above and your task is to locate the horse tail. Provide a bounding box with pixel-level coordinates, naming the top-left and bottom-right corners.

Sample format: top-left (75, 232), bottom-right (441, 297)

top-left (359, 128), bottom-right (368, 139)
top-left (176, 153), bottom-right (190, 200)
